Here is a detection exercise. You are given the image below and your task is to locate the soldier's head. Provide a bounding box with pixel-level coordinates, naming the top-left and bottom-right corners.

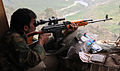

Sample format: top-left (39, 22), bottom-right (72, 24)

top-left (10, 8), bottom-right (37, 34)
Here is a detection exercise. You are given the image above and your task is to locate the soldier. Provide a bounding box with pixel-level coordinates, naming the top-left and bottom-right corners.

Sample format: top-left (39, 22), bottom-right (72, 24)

top-left (0, 8), bottom-right (79, 71)
top-left (0, 8), bottom-right (50, 71)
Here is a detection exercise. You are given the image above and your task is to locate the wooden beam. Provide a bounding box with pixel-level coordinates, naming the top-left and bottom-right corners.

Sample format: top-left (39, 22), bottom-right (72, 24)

top-left (0, 0), bottom-right (9, 39)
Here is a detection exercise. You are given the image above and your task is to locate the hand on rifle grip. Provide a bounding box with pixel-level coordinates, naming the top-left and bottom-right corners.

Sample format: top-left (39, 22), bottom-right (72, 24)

top-left (38, 33), bottom-right (51, 46)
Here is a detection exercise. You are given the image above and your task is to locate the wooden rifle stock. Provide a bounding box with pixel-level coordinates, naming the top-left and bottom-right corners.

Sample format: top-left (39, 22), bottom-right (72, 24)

top-left (26, 31), bottom-right (44, 45)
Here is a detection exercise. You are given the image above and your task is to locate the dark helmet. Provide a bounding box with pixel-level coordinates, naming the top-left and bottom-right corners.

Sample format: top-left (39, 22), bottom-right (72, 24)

top-left (10, 8), bottom-right (37, 32)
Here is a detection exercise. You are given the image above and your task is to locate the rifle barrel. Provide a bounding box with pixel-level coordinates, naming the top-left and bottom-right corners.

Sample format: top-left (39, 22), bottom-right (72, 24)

top-left (88, 18), bottom-right (113, 23)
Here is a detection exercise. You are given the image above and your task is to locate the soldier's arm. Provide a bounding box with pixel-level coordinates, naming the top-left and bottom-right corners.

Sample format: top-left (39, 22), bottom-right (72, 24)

top-left (62, 23), bottom-right (78, 37)
top-left (11, 33), bottom-right (45, 68)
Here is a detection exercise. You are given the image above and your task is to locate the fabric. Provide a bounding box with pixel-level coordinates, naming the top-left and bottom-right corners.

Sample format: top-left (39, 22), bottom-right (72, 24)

top-left (26, 61), bottom-right (46, 71)
top-left (0, 31), bottom-right (46, 71)
top-left (79, 52), bottom-right (92, 63)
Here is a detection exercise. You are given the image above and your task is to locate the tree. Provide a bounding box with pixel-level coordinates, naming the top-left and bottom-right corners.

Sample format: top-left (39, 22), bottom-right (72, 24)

top-left (44, 8), bottom-right (58, 19)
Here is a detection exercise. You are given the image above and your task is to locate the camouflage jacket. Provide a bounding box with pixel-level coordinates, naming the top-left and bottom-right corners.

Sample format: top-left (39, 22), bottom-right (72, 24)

top-left (0, 31), bottom-right (46, 71)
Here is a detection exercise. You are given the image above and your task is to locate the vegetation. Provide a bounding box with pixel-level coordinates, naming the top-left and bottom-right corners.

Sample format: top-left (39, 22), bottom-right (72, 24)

top-left (3, 0), bottom-right (120, 39)
top-left (65, 0), bottom-right (120, 34)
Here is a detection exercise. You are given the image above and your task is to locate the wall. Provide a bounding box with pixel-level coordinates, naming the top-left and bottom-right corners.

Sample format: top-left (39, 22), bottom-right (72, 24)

top-left (0, 0), bottom-right (9, 39)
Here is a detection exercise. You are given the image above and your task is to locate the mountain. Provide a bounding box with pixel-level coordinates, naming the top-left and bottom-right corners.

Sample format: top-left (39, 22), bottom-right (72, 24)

top-left (64, 0), bottom-right (120, 35)
top-left (66, 0), bottom-right (120, 22)
top-left (3, 0), bottom-right (74, 12)
top-left (2, 0), bottom-right (120, 40)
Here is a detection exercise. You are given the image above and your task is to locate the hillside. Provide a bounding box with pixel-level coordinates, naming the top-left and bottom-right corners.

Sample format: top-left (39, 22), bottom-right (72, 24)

top-left (2, 0), bottom-right (120, 41)
top-left (79, 24), bottom-right (117, 41)
top-left (65, 0), bottom-right (120, 35)
top-left (66, 0), bottom-right (120, 22)
top-left (3, 0), bottom-right (74, 12)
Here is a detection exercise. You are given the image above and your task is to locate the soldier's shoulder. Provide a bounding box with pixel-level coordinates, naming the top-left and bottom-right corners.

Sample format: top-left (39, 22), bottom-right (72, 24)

top-left (10, 32), bottom-right (25, 42)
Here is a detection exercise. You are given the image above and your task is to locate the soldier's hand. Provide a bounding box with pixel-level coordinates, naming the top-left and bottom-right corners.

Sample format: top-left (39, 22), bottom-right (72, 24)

top-left (69, 23), bottom-right (79, 31)
top-left (38, 33), bottom-right (51, 46)
top-left (62, 23), bottom-right (79, 36)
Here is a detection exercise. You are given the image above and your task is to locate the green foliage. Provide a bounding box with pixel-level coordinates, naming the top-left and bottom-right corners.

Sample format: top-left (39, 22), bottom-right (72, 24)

top-left (66, 0), bottom-right (120, 23)
top-left (101, 24), bottom-right (120, 34)
top-left (65, 0), bottom-right (120, 34)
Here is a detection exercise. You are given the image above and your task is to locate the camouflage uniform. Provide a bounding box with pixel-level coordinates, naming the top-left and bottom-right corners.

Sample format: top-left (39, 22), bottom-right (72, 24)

top-left (0, 31), bottom-right (46, 71)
